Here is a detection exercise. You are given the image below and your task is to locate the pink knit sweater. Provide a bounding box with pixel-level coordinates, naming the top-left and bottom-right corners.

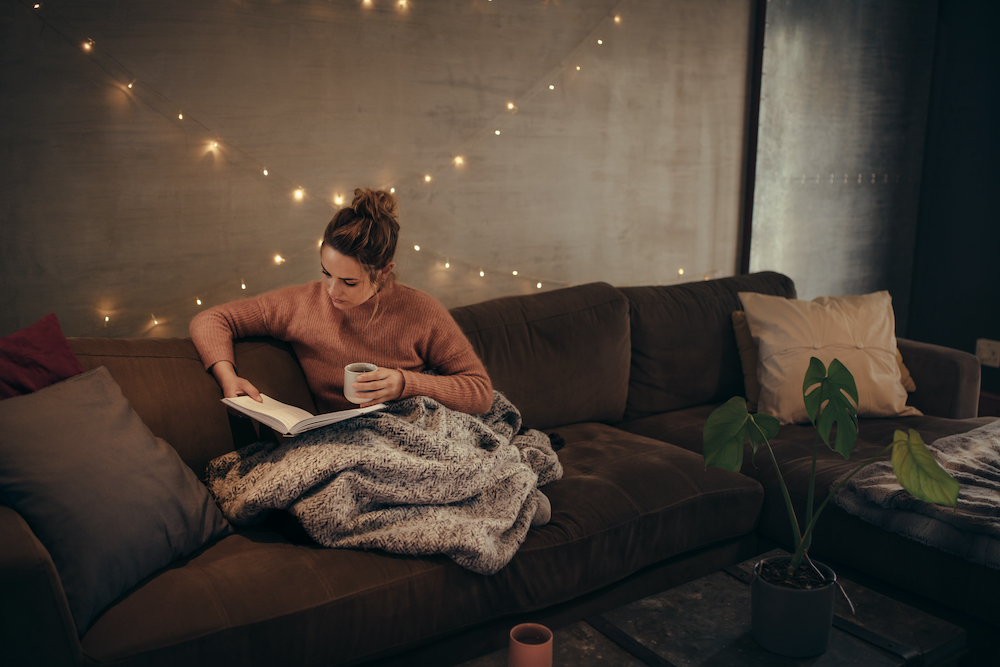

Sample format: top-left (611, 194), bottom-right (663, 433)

top-left (189, 280), bottom-right (493, 414)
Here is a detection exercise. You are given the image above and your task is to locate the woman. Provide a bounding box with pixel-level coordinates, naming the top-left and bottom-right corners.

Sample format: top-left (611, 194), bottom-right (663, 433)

top-left (190, 187), bottom-right (493, 415)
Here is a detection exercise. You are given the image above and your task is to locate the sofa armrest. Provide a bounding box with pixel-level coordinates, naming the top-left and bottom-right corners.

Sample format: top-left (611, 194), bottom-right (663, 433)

top-left (897, 337), bottom-right (981, 419)
top-left (0, 505), bottom-right (82, 666)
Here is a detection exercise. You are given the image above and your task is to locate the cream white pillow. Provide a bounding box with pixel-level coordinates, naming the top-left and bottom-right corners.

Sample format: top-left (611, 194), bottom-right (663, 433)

top-left (738, 290), bottom-right (921, 425)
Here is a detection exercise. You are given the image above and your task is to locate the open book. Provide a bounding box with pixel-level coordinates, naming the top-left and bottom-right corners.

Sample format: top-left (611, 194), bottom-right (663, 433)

top-left (222, 394), bottom-right (385, 436)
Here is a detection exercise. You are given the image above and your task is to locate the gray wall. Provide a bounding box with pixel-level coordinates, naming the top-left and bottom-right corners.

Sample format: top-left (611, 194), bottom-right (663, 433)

top-left (1, 0), bottom-right (753, 339)
top-left (749, 0), bottom-right (939, 334)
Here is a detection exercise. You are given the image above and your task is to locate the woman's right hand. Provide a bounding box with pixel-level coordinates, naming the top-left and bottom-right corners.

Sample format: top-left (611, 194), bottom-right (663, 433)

top-left (211, 361), bottom-right (262, 402)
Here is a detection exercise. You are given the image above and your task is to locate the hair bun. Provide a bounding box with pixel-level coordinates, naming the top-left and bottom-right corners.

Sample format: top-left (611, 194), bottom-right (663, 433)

top-left (352, 188), bottom-right (398, 222)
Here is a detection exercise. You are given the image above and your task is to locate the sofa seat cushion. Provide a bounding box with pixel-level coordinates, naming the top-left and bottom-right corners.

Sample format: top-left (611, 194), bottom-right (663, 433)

top-left (79, 423), bottom-right (763, 667)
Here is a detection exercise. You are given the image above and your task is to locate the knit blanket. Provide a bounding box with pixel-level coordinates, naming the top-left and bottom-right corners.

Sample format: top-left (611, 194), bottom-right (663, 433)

top-left (205, 391), bottom-right (562, 575)
top-left (832, 418), bottom-right (1000, 569)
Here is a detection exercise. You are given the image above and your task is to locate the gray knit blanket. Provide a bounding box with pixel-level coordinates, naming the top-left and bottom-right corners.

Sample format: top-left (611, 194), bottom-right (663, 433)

top-left (205, 392), bottom-right (562, 574)
top-left (832, 418), bottom-right (1000, 569)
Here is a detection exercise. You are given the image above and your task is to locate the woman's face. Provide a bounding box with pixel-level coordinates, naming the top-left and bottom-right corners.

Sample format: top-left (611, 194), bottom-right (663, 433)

top-left (321, 246), bottom-right (377, 311)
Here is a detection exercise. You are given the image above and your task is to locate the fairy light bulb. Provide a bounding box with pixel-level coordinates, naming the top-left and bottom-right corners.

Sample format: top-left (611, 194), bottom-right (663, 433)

top-left (512, 270), bottom-right (518, 276)
top-left (196, 298), bottom-right (202, 306)
top-left (333, 194), bottom-right (344, 206)
top-left (494, 129), bottom-right (501, 136)
top-left (424, 175), bottom-right (432, 182)
top-left (390, 187), bottom-right (395, 193)
top-left (454, 156), bottom-right (464, 166)
top-left (537, 283), bottom-right (542, 289)
top-left (614, 15), bottom-right (621, 23)
top-left (178, 112), bottom-right (183, 119)
top-left (104, 316), bottom-right (109, 322)
top-left (127, 82), bottom-right (133, 89)
top-left (597, 39), bottom-right (603, 45)
top-left (576, 66), bottom-right (581, 70)
top-left (152, 315), bottom-right (158, 325)
top-left (548, 84), bottom-right (555, 90)
top-left (479, 270), bottom-right (485, 277)
top-left (414, 245), bottom-right (420, 251)
top-left (241, 282), bottom-right (246, 290)
top-left (274, 255), bottom-right (285, 265)
top-left (34, 3), bottom-right (41, 8)
top-left (294, 188), bottom-right (304, 200)
top-left (678, 268), bottom-right (684, 275)
top-left (444, 262), bottom-right (450, 269)
top-left (507, 102), bottom-right (515, 110)
top-left (83, 40), bottom-right (92, 51)
top-left (263, 168), bottom-right (268, 176)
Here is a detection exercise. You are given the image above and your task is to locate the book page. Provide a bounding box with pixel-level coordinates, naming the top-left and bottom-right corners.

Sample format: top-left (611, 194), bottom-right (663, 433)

top-left (225, 394), bottom-right (314, 431)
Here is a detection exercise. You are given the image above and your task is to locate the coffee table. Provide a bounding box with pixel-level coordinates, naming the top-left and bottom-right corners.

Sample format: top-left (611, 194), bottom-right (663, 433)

top-left (458, 549), bottom-right (967, 666)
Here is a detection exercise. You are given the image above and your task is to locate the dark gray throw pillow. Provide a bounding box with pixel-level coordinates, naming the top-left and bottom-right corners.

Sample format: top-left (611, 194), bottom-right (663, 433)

top-left (0, 366), bottom-right (231, 635)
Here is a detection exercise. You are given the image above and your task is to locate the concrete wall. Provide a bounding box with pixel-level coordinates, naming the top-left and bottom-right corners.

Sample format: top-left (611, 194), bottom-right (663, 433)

top-left (1, 0), bottom-right (753, 338)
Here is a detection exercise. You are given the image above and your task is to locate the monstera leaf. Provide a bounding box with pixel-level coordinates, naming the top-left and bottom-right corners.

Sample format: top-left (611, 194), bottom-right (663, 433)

top-left (803, 357), bottom-right (859, 459)
top-left (703, 397), bottom-right (780, 473)
top-left (891, 429), bottom-right (960, 507)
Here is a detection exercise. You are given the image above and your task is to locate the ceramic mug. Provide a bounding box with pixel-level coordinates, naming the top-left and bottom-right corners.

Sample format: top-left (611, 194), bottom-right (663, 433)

top-left (508, 623), bottom-right (552, 667)
top-left (343, 362), bottom-right (378, 404)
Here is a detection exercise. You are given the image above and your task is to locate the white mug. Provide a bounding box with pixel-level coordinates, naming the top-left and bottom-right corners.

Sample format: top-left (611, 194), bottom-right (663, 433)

top-left (344, 363), bottom-right (378, 404)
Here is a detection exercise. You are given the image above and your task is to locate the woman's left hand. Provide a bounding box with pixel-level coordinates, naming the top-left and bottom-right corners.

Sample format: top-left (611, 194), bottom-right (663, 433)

top-left (354, 368), bottom-right (404, 407)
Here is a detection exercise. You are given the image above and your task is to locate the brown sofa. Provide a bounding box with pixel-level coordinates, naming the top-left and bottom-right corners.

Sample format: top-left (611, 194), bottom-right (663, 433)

top-left (2, 271), bottom-right (994, 666)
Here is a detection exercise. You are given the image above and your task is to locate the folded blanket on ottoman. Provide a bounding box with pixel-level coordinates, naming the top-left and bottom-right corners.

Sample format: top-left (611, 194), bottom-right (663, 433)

top-left (833, 418), bottom-right (1000, 569)
top-left (206, 391), bottom-right (562, 574)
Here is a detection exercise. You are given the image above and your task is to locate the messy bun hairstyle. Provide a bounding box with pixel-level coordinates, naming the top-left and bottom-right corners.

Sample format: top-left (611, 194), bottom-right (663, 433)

top-left (322, 188), bottom-right (400, 289)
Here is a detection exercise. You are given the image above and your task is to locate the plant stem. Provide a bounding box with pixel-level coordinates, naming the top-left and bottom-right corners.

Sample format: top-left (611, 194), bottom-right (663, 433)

top-left (752, 419), bottom-right (802, 551)
top-left (795, 443), bottom-right (894, 564)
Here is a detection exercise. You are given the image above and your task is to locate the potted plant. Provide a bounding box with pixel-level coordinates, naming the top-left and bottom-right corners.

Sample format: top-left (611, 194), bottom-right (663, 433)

top-left (702, 357), bottom-right (959, 657)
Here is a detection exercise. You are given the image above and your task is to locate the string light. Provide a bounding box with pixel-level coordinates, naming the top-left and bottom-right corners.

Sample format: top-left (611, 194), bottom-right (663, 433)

top-left (105, 316), bottom-right (109, 322)
top-left (274, 255), bottom-right (285, 265)
top-left (82, 39), bottom-right (93, 51)
top-left (548, 84), bottom-right (555, 90)
top-left (196, 298), bottom-right (202, 305)
top-left (479, 270), bottom-right (485, 277)
top-left (178, 112), bottom-right (183, 119)
top-left (127, 81), bottom-right (133, 89)
top-left (512, 270), bottom-right (518, 276)
top-left (495, 129), bottom-right (501, 135)
top-left (576, 66), bottom-right (581, 70)
top-left (424, 175), bottom-right (432, 182)
top-left (294, 188), bottom-right (304, 200)
top-left (444, 262), bottom-right (450, 269)
top-left (597, 39), bottom-right (603, 45)
top-left (263, 168), bottom-right (268, 176)
top-left (678, 268), bottom-right (684, 275)
top-left (151, 315), bottom-right (158, 325)
top-left (34, 3), bottom-right (41, 8)
top-left (390, 187), bottom-right (395, 193)
top-left (241, 282), bottom-right (246, 290)
top-left (537, 283), bottom-right (542, 289)
top-left (414, 245), bottom-right (420, 251)
top-left (454, 156), bottom-right (464, 166)
top-left (614, 15), bottom-right (621, 23)
top-left (333, 194), bottom-right (344, 206)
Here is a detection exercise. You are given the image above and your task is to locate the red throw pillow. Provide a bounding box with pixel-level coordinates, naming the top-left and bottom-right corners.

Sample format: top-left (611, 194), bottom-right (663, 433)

top-left (0, 314), bottom-right (84, 400)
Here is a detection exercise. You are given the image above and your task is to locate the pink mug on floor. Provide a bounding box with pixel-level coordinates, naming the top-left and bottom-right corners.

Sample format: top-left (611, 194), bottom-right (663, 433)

top-left (508, 623), bottom-right (552, 667)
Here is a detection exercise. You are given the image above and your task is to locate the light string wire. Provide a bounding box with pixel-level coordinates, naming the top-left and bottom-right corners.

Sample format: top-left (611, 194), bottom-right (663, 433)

top-left (23, 0), bottom-right (629, 336)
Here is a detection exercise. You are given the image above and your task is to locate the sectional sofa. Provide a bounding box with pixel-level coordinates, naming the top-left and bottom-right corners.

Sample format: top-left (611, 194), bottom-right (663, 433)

top-left (1, 271), bottom-right (994, 666)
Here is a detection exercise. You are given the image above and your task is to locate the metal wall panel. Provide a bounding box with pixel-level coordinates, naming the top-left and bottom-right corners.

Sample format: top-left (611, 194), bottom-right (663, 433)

top-left (750, 0), bottom-right (938, 332)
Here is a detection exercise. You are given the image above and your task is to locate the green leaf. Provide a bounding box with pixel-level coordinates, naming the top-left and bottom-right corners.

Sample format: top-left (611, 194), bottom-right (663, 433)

top-left (801, 357), bottom-right (859, 459)
top-left (891, 429), bottom-right (960, 507)
top-left (703, 397), bottom-right (779, 472)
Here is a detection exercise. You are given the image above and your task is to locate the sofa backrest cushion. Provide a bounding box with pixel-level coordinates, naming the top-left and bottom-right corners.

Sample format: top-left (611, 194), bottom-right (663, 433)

top-left (450, 282), bottom-right (630, 430)
top-left (619, 272), bottom-right (796, 421)
top-left (69, 336), bottom-right (315, 478)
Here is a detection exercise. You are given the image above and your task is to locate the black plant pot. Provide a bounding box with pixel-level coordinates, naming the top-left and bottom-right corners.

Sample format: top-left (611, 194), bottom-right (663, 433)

top-left (751, 555), bottom-right (837, 657)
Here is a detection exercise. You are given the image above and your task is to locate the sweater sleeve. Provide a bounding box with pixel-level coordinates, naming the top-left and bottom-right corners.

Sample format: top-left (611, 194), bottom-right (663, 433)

top-left (397, 299), bottom-right (494, 415)
top-left (189, 292), bottom-right (287, 371)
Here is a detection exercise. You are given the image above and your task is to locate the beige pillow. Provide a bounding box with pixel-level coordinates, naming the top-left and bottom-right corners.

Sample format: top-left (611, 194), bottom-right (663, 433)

top-left (732, 311), bottom-right (917, 411)
top-left (737, 291), bottom-right (921, 425)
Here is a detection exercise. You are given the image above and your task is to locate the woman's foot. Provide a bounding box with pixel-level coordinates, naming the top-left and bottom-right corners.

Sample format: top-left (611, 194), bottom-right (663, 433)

top-left (531, 489), bottom-right (551, 527)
